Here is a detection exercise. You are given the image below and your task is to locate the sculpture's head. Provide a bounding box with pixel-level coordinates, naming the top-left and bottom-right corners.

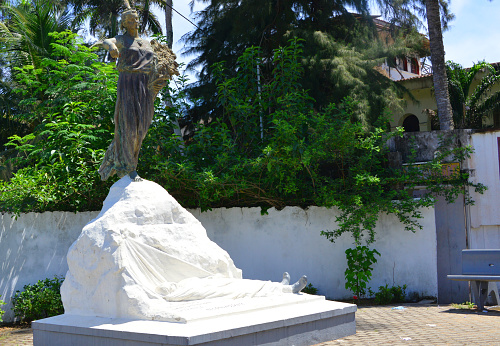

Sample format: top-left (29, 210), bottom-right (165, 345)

top-left (121, 9), bottom-right (139, 32)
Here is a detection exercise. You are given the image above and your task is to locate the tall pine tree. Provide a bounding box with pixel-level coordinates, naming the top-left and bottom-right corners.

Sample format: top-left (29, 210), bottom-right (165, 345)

top-left (182, 0), bottom-right (427, 128)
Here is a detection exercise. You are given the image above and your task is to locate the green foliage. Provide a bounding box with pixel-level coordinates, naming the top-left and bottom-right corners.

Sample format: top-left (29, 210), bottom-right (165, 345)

top-left (374, 284), bottom-right (407, 305)
top-left (302, 283), bottom-right (318, 295)
top-left (0, 37), bottom-right (486, 253)
top-left (12, 276), bottom-right (64, 323)
top-left (321, 132), bottom-right (486, 244)
top-left (139, 39), bottom-right (486, 245)
top-left (182, 0), bottom-right (423, 127)
top-left (446, 60), bottom-right (500, 129)
top-left (344, 246), bottom-right (380, 298)
top-left (451, 301), bottom-right (475, 310)
top-left (145, 40), bottom-right (395, 214)
top-left (64, 0), bottom-right (166, 38)
top-left (0, 296), bottom-right (5, 322)
top-left (0, 31), bottom-right (117, 214)
top-left (0, 0), bottom-right (74, 150)
top-left (0, 0), bottom-right (73, 70)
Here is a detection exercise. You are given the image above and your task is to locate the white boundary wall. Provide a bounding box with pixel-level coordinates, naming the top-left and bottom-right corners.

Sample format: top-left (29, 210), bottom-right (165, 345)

top-left (468, 131), bottom-right (500, 249)
top-left (0, 206), bottom-right (437, 322)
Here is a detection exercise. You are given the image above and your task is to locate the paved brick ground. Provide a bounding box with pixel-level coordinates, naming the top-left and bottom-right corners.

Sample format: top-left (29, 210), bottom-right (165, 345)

top-left (1, 304), bottom-right (499, 345)
top-left (317, 304), bottom-right (500, 345)
top-left (0, 328), bottom-right (32, 346)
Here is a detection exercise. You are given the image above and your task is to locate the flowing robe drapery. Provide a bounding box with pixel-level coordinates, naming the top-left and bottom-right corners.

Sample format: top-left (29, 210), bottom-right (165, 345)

top-left (99, 34), bottom-right (156, 180)
top-left (61, 177), bottom-right (299, 323)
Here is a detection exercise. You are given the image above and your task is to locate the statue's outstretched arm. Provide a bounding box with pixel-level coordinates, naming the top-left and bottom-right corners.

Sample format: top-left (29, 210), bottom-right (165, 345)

top-left (92, 38), bottom-right (120, 59)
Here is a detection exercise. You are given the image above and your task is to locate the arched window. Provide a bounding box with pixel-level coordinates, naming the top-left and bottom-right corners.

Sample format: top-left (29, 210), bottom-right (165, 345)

top-left (403, 114), bottom-right (420, 132)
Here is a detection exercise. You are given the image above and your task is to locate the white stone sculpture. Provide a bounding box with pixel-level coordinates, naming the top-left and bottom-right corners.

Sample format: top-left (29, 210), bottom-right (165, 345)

top-left (61, 176), bottom-right (306, 323)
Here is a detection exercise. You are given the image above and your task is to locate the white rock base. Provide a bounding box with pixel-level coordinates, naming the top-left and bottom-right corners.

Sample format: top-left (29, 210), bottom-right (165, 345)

top-left (33, 296), bottom-right (356, 346)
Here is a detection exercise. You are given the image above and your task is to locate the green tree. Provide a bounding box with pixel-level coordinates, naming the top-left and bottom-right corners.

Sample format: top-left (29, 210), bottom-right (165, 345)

top-left (425, 0), bottom-right (454, 130)
top-left (0, 38), bottom-right (485, 244)
top-left (446, 60), bottom-right (500, 129)
top-left (182, 0), bottom-right (424, 128)
top-left (0, 80), bottom-right (29, 151)
top-left (0, 0), bottom-right (73, 149)
top-left (139, 40), bottom-right (485, 245)
top-left (344, 246), bottom-right (380, 298)
top-left (0, 0), bottom-right (72, 69)
top-left (63, 0), bottom-right (167, 39)
top-left (0, 31), bottom-right (117, 212)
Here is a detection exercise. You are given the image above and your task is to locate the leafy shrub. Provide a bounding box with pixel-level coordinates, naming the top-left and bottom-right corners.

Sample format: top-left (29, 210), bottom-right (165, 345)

top-left (344, 246), bottom-right (380, 298)
top-left (0, 31), bottom-right (116, 214)
top-left (0, 296), bottom-right (5, 322)
top-left (12, 276), bottom-right (64, 323)
top-left (374, 284), bottom-right (407, 305)
top-left (302, 283), bottom-right (318, 295)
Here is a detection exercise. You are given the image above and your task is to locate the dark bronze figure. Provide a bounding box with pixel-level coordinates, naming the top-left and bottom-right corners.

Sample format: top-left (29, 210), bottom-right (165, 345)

top-left (94, 5), bottom-right (178, 181)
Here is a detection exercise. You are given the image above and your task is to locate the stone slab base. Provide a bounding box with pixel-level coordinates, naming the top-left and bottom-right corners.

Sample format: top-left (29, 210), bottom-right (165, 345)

top-left (32, 298), bottom-right (356, 346)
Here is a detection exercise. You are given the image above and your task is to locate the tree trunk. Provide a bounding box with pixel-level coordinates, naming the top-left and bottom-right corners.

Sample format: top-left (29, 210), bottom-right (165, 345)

top-left (425, 0), bottom-right (454, 130)
top-left (163, 0), bottom-right (183, 151)
top-left (165, 0), bottom-right (173, 49)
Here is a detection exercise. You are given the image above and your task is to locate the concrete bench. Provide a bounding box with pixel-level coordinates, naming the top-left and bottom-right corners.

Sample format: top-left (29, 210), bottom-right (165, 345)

top-left (447, 249), bottom-right (500, 311)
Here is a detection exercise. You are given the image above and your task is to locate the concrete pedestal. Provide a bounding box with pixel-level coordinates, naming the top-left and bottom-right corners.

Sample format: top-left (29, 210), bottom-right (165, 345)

top-left (33, 296), bottom-right (356, 346)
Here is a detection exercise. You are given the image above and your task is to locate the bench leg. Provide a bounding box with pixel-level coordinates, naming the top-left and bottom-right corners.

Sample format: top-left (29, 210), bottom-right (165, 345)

top-left (487, 282), bottom-right (499, 306)
top-left (471, 281), bottom-right (489, 311)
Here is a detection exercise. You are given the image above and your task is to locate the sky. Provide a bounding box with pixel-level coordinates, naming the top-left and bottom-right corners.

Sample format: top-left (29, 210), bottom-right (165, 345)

top-left (443, 0), bottom-right (500, 66)
top-left (154, 0), bottom-right (500, 80)
top-left (153, 2), bottom-right (204, 81)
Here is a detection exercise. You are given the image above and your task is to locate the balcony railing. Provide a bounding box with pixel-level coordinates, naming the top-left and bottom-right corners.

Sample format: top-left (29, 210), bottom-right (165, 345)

top-left (421, 62), bottom-right (432, 76)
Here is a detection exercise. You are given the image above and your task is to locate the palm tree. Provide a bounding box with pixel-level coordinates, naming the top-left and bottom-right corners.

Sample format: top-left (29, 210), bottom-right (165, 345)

top-left (425, 0), bottom-right (453, 130)
top-left (0, 0), bottom-right (72, 69)
top-left (447, 61), bottom-right (500, 129)
top-left (0, 0), bottom-right (73, 148)
top-left (64, 0), bottom-right (167, 39)
top-left (164, 0), bottom-right (172, 48)
top-left (137, 0), bottom-right (167, 36)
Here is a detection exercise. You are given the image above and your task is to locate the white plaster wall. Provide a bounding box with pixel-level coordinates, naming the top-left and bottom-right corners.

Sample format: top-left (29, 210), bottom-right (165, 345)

top-left (470, 225), bottom-right (500, 249)
top-left (0, 206), bottom-right (437, 322)
top-left (468, 131), bottom-right (500, 229)
top-left (0, 211), bottom-right (99, 322)
top-left (191, 206), bottom-right (438, 300)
